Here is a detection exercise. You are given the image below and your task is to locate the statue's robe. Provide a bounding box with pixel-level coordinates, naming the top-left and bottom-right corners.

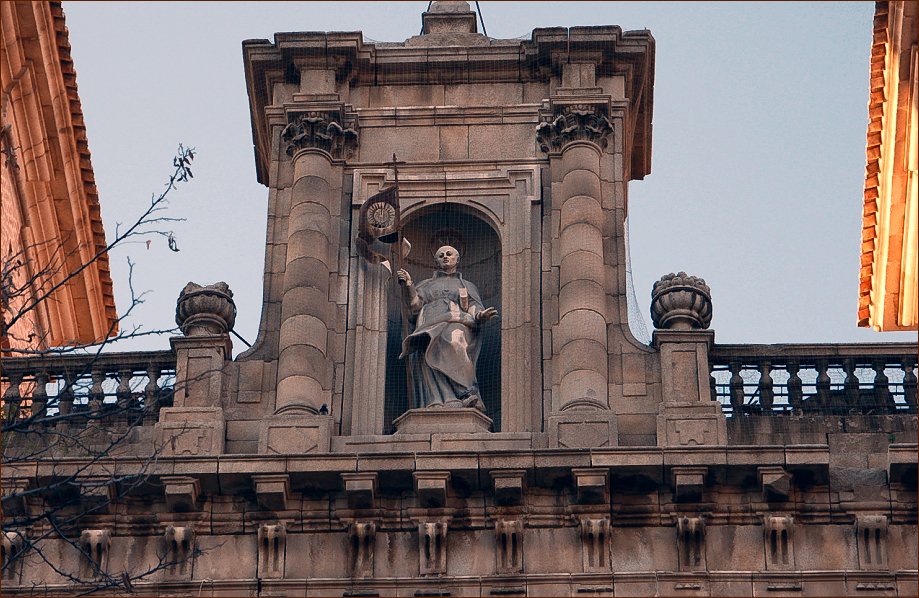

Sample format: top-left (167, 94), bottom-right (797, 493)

top-left (400, 270), bottom-right (485, 406)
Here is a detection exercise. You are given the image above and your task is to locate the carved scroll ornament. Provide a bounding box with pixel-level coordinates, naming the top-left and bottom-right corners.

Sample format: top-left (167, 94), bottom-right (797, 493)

top-left (281, 110), bottom-right (358, 159)
top-left (536, 104), bottom-right (614, 153)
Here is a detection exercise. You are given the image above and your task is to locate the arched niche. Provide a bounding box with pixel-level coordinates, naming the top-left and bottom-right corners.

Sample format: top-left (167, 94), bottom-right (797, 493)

top-left (383, 203), bottom-right (503, 432)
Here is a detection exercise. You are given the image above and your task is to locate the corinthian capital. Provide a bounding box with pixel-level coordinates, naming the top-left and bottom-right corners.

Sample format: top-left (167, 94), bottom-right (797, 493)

top-left (281, 108), bottom-right (359, 159)
top-left (536, 103), bottom-right (613, 153)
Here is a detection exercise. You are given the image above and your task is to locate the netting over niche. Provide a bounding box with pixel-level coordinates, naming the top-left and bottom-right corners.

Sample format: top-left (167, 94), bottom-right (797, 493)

top-left (383, 204), bottom-right (502, 432)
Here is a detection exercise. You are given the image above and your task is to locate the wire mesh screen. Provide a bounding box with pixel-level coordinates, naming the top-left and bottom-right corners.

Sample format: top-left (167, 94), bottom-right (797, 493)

top-left (383, 205), bottom-right (502, 433)
top-left (708, 350), bottom-right (918, 442)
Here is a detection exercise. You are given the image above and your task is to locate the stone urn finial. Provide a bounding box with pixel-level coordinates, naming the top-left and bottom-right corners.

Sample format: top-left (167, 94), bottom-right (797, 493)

top-left (175, 282), bottom-right (236, 336)
top-left (651, 272), bottom-right (712, 330)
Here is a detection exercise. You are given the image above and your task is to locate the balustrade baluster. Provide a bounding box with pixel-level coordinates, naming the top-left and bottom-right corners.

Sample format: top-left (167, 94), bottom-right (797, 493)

top-left (787, 362), bottom-right (803, 412)
top-left (815, 359), bottom-right (831, 406)
top-left (32, 371), bottom-right (49, 418)
top-left (872, 361), bottom-right (893, 413)
top-left (145, 364), bottom-right (161, 412)
top-left (58, 370), bottom-right (75, 416)
top-left (116, 367), bottom-right (133, 409)
top-left (902, 360), bottom-right (917, 410)
top-left (729, 361), bottom-right (744, 413)
top-left (89, 369), bottom-right (106, 410)
top-left (3, 372), bottom-right (24, 420)
top-left (758, 361), bottom-right (774, 412)
top-left (843, 359), bottom-right (860, 407)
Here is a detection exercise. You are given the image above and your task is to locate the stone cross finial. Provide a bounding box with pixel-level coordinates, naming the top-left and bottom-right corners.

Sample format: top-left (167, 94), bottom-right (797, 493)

top-left (175, 281), bottom-right (236, 336)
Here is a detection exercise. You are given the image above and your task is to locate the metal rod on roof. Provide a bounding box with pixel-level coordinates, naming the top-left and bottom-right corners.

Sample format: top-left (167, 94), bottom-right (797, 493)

top-left (475, 1), bottom-right (488, 37)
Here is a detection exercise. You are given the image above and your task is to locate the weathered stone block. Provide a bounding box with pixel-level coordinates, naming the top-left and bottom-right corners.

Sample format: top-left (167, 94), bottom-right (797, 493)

top-left (253, 474), bottom-right (290, 510)
top-left (155, 407), bottom-right (226, 456)
top-left (259, 414), bottom-right (333, 454)
top-left (394, 408), bottom-right (492, 435)
top-left (414, 471), bottom-right (451, 509)
top-left (342, 472), bottom-right (378, 509)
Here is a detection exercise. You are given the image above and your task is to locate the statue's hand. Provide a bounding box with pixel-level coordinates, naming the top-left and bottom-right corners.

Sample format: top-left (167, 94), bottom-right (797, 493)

top-left (396, 269), bottom-right (412, 286)
top-left (476, 307), bottom-right (498, 322)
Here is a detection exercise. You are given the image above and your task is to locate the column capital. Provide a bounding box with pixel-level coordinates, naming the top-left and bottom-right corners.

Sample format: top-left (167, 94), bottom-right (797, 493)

top-left (281, 104), bottom-right (358, 160)
top-left (537, 97), bottom-right (614, 153)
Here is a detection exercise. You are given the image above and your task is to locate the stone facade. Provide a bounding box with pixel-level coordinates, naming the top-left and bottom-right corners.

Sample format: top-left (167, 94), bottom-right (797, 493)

top-left (1, 3), bottom-right (917, 596)
top-left (0, 1), bottom-right (118, 351)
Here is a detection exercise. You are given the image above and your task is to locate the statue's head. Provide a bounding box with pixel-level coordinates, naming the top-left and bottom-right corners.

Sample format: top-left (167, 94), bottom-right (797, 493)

top-left (434, 245), bottom-right (460, 273)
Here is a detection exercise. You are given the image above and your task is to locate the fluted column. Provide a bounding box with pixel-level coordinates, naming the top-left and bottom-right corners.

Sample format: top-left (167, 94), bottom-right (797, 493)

top-left (539, 99), bottom-right (618, 447)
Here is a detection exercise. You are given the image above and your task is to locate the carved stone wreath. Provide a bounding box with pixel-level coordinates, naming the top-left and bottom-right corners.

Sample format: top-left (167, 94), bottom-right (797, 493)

top-left (536, 104), bottom-right (614, 153)
top-left (281, 110), bottom-right (359, 160)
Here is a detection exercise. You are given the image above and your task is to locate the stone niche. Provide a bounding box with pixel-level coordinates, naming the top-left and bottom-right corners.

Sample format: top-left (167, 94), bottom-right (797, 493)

top-left (383, 205), bottom-right (502, 430)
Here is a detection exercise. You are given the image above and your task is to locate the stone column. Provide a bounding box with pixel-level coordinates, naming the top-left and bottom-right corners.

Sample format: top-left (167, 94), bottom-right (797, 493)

top-left (651, 272), bottom-right (727, 446)
top-left (154, 282), bottom-right (234, 457)
top-left (260, 108), bottom-right (357, 454)
top-left (539, 97), bottom-right (618, 448)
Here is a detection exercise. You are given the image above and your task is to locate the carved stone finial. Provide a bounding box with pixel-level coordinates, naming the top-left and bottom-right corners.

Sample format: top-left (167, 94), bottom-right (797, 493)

top-left (175, 282), bottom-right (236, 336)
top-left (651, 272), bottom-right (713, 330)
top-left (281, 110), bottom-right (358, 159)
top-left (537, 104), bottom-right (614, 153)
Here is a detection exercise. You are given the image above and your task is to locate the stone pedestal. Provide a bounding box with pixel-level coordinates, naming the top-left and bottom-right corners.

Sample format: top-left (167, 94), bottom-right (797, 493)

top-left (548, 411), bottom-right (618, 449)
top-left (155, 407), bottom-right (225, 456)
top-left (654, 329), bottom-right (727, 447)
top-left (393, 408), bottom-right (492, 435)
top-left (259, 414), bottom-right (334, 454)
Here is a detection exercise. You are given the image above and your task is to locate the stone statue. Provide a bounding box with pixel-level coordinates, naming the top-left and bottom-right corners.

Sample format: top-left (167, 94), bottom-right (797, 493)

top-left (397, 245), bottom-right (498, 411)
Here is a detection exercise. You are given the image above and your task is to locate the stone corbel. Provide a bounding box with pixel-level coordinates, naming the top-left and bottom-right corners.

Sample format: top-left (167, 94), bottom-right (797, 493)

top-left (578, 517), bottom-right (610, 572)
top-left (2, 531), bottom-right (24, 582)
top-left (79, 529), bottom-right (111, 579)
top-left (418, 520), bottom-right (449, 576)
top-left (253, 474), bottom-right (290, 511)
top-left (414, 471), bottom-right (451, 509)
top-left (349, 521), bottom-right (377, 579)
top-left (342, 472), bottom-right (378, 510)
top-left (162, 525), bottom-right (196, 578)
top-left (495, 519), bottom-right (524, 574)
top-left (675, 516), bottom-right (706, 571)
top-left (257, 523), bottom-right (287, 578)
top-left (490, 470), bottom-right (526, 506)
top-left (1, 479), bottom-right (29, 516)
top-left (759, 466), bottom-right (792, 501)
top-left (572, 468), bottom-right (610, 505)
top-left (161, 475), bottom-right (201, 512)
top-left (671, 466), bottom-right (707, 503)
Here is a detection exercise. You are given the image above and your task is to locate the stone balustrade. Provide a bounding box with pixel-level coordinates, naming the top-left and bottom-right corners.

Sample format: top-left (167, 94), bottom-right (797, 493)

top-left (0, 350), bottom-right (175, 423)
top-left (709, 343), bottom-right (918, 416)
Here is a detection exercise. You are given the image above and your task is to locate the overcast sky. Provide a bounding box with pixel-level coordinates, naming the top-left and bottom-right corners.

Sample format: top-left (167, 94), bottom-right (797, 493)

top-left (61, 1), bottom-right (916, 355)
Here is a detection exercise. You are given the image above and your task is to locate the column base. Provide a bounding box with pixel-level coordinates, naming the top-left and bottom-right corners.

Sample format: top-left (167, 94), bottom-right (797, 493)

top-left (393, 408), bottom-right (492, 434)
top-left (155, 407), bottom-right (225, 456)
top-left (548, 411), bottom-right (618, 448)
top-left (657, 401), bottom-right (727, 447)
top-left (259, 414), bottom-right (334, 454)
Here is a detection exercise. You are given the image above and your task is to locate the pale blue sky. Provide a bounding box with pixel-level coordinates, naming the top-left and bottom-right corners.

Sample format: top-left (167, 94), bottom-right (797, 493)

top-left (62, 2), bottom-right (916, 354)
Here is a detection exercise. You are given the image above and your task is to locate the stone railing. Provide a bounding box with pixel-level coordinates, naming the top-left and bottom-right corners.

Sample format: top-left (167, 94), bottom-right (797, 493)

top-left (709, 343), bottom-right (918, 416)
top-left (1, 350), bottom-right (176, 423)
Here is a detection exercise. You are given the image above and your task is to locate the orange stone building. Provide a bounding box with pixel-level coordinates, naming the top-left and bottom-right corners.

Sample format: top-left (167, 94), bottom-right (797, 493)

top-left (859, 0), bottom-right (918, 332)
top-left (0, 1), bottom-right (117, 352)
